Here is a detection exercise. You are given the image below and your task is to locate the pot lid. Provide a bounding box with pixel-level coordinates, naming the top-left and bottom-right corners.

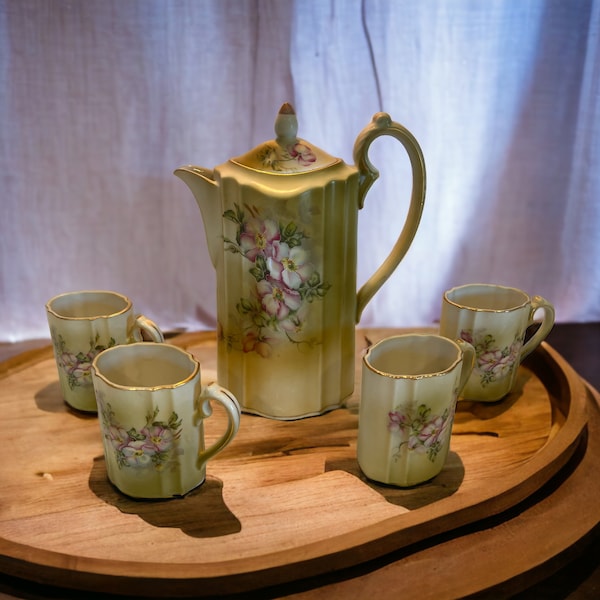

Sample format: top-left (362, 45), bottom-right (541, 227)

top-left (230, 103), bottom-right (340, 174)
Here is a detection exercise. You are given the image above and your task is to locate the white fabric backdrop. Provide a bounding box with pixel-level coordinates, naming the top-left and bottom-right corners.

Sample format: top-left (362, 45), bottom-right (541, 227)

top-left (1, 0), bottom-right (599, 343)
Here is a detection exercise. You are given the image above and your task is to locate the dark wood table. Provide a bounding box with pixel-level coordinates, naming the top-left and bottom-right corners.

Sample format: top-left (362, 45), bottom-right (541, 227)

top-left (0, 323), bottom-right (598, 599)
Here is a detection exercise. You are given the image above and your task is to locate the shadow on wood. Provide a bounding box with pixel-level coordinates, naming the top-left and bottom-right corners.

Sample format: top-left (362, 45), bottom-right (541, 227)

top-left (88, 457), bottom-right (242, 538)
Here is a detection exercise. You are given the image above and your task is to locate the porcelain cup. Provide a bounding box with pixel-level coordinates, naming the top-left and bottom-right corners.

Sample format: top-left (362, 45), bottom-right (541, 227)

top-left (439, 283), bottom-right (555, 402)
top-left (357, 334), bottom-right (475, 487)
top-left (46, 290), bottom-right (164, 412)
top-left (91, 342), bottom-right (241, 499)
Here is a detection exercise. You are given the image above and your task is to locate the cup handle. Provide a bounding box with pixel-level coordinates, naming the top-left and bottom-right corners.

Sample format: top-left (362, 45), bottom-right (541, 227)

top-left (455, 339), bottom-right (476, 394)
top-left (195, 383), bottom-right (241, 470)
top-left (131, 314), bottom-right (165, 342)
top-left (520, 296), bottom-right (555, 361)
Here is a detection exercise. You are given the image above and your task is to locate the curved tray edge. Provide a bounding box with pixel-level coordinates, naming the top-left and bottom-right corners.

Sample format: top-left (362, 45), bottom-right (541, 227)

top-left (0, 335), bottom-right (590, 597)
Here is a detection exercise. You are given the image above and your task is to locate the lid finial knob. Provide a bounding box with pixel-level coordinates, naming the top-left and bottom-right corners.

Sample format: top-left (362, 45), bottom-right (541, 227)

top-left (275, 102), bottom-right (298, 144)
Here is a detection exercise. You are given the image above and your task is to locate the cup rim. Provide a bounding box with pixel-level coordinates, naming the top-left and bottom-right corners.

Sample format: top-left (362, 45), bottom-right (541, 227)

top-left (91, 342), bottom-right (199, 390)
top-left (443, 283), bottom-right (530, 313)
top-left (363, 334), bottom-right (464, 379)
top-left (46, 290), bottom-right (132, 320)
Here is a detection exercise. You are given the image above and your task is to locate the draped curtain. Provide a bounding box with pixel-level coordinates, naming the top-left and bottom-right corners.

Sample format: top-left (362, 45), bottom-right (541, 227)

top-left (1, 0), bottom-right (598, 343)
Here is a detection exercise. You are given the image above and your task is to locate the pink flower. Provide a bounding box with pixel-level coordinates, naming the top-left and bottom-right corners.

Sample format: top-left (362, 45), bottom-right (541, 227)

top-left (408, 434), bottom-right (427, 453)
top-left (59, 350), bottom-right (94, 383)
top-left (478, 350), bottom-right (515, 379)
top-left (278, 311), bottom-right (306, 335)
top-left (107, 425), bottom-right (130, 450)
top-left (268, 242), bottom-right (313, 290)
top-left (70, 363), bottom-right (93, 382)
top-left (241, 331), bottom-right (272, 358)
top-left (257, 279), bottom-right (302, 320)
top-left (288, 143), bottom-right (316, 167)
top-left (419, 416), bottom-right (446, 447)
top-left (121, 439), bottom-right (154, 467)
top-left (460, 330), bottom-right (474, 345)
top-left (388, 411), bottom-right (409, 433)
top-left (239, 218), bottom-right (280, 261)
top-left (141, 425), bottom-right (175, 453)
top-left (59, 351), bottom-right (78, 370)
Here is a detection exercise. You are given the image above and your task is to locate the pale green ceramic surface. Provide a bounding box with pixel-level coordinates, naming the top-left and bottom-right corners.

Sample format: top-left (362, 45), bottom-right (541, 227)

top-left (440, 284), bottom-right (555, 402)
top-left (46, 290), bottom-right (163, 412)
top-left (357, 334), bottom-right (474, 487)
top-left (91, 343), bottom-right (240, 499)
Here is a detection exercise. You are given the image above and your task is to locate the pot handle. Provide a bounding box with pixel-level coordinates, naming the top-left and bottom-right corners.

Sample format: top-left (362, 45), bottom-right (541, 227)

top-left (353, 113), bottom-right (426, 322)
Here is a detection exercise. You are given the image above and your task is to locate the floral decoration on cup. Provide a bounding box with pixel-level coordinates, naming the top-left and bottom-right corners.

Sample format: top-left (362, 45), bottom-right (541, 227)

top-left (388, 403), bottom-right (455, 463)
top-left (97, 393), bottom-right (183, 471)
top-left (52, 332), bottom-right (115, 390)
top-left (460, 329), bottom-right (523, 387)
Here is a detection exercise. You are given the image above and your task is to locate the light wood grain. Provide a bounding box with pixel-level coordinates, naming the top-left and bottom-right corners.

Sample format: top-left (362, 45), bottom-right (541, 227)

top-left (0, 329), bottom-right (588, 597)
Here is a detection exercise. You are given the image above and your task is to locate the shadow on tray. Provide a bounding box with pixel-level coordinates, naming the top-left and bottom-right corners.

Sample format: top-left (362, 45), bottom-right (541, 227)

top-left (88, 455), bottom-right (241, 538)
top-left (326, 451), bottom-right (465, 510)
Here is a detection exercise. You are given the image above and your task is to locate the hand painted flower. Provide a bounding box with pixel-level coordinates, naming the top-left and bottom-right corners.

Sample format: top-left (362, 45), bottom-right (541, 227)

top-left (278, 312), bottom-right (306, 335)
top-left (70, 362), bottom-right (93, 383)
top-left (121, 439), bottom-right (154, 467)
top-left (460, 331), bottom-right (474, 345)
top-left (408, 433), bottom-right (428, 453)
top-left (107, 425), bottom-right (131, 450)
top-left (419, 416), bottom-right (446, 447)
top-left (267, 242), bottom-right (313, 289)
top-left (259, 147), bottom-right (280, 169)
top-left (59, 351), bottom-right (79, 371)
top-left (478, 349), bottom-right (516, 379)
top-left (239, 218), bottom-right (280, 261)
top-left (141, 425), bottom-right (175, 453)
top-left (288, 143), bottom-right (317, 167)
top-left (388, 410), bottom-right (409, 433)
top-left (257, 279), bottom-right (302, 320)
top-left (241, 331), bottom-right (272, 358)
top-left (59, 350), bottom-right (96, 383)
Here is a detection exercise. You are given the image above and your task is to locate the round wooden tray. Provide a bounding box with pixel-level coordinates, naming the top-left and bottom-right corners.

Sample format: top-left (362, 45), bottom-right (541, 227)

top-left (0, 328), bottom-right (589, 597)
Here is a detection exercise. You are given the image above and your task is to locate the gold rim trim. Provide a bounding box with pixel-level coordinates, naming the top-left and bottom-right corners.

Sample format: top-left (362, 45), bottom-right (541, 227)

top-left (444, 283), bottom-right (529, 313)
top-left (229, 157), bottom-right (342, 175)
top-left (46, 290), bottom-right (131, 321)
top-left (363, 334), bottom-right (463, 380)
top-left (92, 343), bottom-right (199, 391)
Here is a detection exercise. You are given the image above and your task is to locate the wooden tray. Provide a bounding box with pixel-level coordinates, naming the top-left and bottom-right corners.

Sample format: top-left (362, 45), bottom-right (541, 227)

top-left (0, 328), bottom-right (588, 597)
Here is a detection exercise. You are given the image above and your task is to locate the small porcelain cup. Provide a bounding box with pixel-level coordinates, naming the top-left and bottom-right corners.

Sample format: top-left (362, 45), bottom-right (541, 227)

top-left (439, 284), bottom-right (555, 402)
top-left (46, 290), bottom-right (164, 412)
top-left (357, 334), bottom-right (475, 487)
top-left (91, 342), bottom-right (241, 499)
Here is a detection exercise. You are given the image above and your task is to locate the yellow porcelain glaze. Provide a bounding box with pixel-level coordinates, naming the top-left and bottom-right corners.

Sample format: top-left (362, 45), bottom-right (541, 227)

top-left (46, 290), bottom-right (164, 412)
top-left (91, 343), bottom-right (241, 499)
top-left (358, 334), bottom-right (475, 487)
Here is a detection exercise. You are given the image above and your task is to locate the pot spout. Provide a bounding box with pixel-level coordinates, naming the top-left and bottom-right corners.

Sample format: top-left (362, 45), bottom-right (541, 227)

top-left (174, 166), bottom-right (220, 269)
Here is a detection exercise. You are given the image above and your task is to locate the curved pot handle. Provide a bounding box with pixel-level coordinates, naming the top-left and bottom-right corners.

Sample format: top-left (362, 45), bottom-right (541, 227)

top-left (353, 113), bottom-right (426, 322)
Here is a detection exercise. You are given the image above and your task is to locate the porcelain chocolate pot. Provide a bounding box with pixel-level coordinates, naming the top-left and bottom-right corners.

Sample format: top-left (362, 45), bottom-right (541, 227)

top-left (175, 103), bottom-right (426, 420)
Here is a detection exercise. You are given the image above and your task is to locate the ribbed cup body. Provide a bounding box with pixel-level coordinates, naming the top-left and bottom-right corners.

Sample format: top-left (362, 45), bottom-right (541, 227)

top-left (91, 343), bottom-right (205, 499)
top-left (358, 335), bottom-right (466, 487)
top-left (439, 284), bottom-right (549, 402)
top-left (46, 291), bottom-right (136, 412)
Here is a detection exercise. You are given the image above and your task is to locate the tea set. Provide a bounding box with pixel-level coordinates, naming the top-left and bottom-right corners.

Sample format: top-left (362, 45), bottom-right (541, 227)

top-left (45, 103), bottom-right (555, 497)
